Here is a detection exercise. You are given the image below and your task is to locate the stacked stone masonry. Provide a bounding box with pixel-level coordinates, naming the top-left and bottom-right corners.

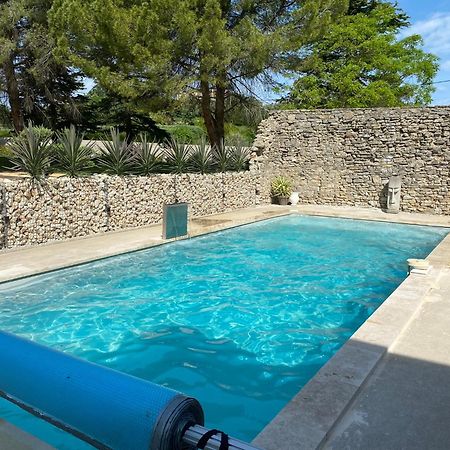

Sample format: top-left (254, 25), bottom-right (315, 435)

top-left (252, 107), bottom-right (450, 214)
top-left (2, 106), bottom-right (450, 249)
top-left (0, 172), bottom-right (260, 249)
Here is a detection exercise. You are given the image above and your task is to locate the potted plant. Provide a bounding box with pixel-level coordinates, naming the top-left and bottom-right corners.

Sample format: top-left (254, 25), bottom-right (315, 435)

top-left (271, 176), bottom-right (292, 205)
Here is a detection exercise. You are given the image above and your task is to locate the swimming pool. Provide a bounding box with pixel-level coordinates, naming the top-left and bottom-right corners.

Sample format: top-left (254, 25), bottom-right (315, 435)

top-left (0, 215), bottom-right (447, 448)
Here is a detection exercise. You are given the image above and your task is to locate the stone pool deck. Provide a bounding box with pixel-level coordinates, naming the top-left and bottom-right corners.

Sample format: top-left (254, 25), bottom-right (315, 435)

top-left (1, 204), bottom-right (450, 449)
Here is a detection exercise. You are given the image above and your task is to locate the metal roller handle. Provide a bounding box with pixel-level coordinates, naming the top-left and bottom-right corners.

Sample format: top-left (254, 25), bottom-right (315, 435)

top-left (182, 424), bottom-right (264, 450)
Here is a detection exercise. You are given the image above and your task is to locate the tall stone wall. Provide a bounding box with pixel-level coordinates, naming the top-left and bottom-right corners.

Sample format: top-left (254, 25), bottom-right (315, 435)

top-left (253, 107), bottom-right (450, 214)
top-left (0, 172), bottom-right (260, 249)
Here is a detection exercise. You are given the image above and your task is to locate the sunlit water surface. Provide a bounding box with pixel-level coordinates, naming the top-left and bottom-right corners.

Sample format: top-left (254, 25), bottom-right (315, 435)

top-left (0, 215), bottom-right (447, 448)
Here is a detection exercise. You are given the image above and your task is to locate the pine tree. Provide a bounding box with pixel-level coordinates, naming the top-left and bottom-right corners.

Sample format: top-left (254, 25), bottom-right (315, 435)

top-left (284, 1), bottom-right (438, 108)
top-left (50, 0), bottom-right (348, 148)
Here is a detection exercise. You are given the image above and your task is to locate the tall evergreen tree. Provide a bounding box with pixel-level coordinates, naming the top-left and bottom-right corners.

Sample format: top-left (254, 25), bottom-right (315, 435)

top-left (76, 86), bottom-right (170, 141)
top-left (284, 0), bottom-right (438, 108)
top-left (50, 0), bottom-right (347, 148)
top-left (0, 0), bottom-right (82, 132)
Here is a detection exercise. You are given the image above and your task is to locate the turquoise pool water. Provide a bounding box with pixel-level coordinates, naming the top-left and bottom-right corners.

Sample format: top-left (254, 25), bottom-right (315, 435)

top-left (0, 215), bottom-right (447, 448)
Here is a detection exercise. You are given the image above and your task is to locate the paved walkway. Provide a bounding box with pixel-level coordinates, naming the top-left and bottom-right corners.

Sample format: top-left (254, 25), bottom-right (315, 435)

top-left (324, 268), bottom-right (450, 449)
top-left (296, 204), bottom-right (450, 227)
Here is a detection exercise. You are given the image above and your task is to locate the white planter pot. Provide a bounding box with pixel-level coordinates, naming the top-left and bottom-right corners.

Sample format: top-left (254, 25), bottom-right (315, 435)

top-left (289, 192), bottom-right (299, 206)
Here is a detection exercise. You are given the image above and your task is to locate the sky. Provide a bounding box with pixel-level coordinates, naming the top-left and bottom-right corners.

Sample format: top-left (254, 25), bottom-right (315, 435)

top-left (396, 0), bottom-right (450, 105)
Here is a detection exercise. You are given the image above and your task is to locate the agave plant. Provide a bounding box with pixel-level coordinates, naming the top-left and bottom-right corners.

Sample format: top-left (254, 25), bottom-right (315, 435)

top-left (211, 139), bottom-right (231, 173)
top-left (134, 133), bottom-right (163, 175)
top-left (163, 137), bottom-right (192, 174)
top-left (228, 142), bottom-right (251, 171)
top-left (9, 122), bottom-right (53, 181)
top-left (55, 125), bottom-right (93, 176)
top-left (271, 176), bottom-right (292, 198)
top-left (190, 137), bottom-right (213, 174)
top-left (98, 128), bottom-right (134, 175)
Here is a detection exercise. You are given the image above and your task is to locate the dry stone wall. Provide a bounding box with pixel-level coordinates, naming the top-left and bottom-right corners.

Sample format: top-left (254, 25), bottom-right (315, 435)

top-left (0, 172), bottom-right (260, 249)
top-left (252, 107), bottom-right (450, 214)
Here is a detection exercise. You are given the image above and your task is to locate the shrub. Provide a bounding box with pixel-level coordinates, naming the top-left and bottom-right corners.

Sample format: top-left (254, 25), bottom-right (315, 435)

top-left (55, 125), bottom-right (93, 176)
top-left (163, 137), bottom-right (192, 174)
top-left (162, 124), bottom-right (206, 144)
top-left (0, 129), bottom-right (11, 139)
top-left (228, 142), bottom-right (251, 171)
top-left (224, 123), bottom-right (255, 146)
top-left (98, 128), bottom-right (134, 175)
top-left (271, 176), bottom-right (292, 197)
top-left (211, 141), bottom-right (231, 173)
top-left (134, 133), bottom-right (163, 175)
top-left (9, 122), bottom-right (52, 181)
top-left (190, 138), bottom-right (213, 174)
top-left (0, 145), bottom-right (13, 157)
top-left (19, 125), bottom-right (53, 141)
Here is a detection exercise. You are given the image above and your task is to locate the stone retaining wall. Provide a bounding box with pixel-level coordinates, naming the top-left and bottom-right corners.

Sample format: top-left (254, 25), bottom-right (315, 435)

top-left (252, 107), bottom-right (450, 214)
top-left (0, 172), bottom-right (260, 248)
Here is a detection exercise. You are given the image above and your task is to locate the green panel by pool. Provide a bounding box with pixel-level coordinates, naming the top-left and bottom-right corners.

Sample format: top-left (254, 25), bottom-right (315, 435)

top-left (163, 202), bottom-right (188, 239)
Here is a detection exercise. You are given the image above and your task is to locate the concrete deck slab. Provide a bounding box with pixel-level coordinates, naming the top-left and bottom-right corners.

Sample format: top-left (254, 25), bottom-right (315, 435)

top-left (323, 269), bottom-right (450, 450)
top-left (295, 204), bottom-right (450, 227)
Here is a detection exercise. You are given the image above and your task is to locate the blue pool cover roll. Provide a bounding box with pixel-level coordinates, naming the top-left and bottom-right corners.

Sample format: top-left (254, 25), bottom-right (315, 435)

top-left (0, 330), bottom-right (204, 449)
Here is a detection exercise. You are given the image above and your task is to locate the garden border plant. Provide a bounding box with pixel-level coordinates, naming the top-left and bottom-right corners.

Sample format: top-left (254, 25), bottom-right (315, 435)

top-left (4, 124), bottom-right (253, 180)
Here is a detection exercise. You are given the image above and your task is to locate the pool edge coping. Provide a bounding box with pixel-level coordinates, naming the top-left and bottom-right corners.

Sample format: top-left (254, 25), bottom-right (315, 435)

top-left (252, 233), bottom-right (450, 450)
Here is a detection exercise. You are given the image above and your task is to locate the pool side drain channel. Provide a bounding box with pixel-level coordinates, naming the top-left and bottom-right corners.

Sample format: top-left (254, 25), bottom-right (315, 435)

top-left (0, 330), bottom-right (262, 450)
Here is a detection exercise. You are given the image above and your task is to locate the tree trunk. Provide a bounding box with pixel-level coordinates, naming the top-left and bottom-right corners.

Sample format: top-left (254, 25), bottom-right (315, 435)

top-left (215, 83), bottom-right (225, 148)
top-left (200, 78), bottom-right (221, 148)
top-left (3, 54), bottom-right (24, 133)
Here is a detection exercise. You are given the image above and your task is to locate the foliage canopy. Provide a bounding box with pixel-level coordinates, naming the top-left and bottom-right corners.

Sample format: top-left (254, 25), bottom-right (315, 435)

top-left (50, 0), bottom-right (347, 147)
top-left (0, 0), bottom-right (82, 132)
top-left (284, 0), bottom-right (438, 108)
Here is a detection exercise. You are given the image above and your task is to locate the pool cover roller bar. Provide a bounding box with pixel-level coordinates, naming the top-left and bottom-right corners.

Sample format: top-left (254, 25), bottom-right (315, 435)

top-left (0, 330), bottom-right (204, 450)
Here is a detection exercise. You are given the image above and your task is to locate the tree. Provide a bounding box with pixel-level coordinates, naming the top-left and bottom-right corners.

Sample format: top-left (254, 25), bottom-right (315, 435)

top-left (75, 86), bottom-right (169, 141)
top-left (284, 0), bottom-right (438, 108)
top-left (50, 0), bottom-right (347, 148)
top-left (0, 0), bottom-right (82, 132)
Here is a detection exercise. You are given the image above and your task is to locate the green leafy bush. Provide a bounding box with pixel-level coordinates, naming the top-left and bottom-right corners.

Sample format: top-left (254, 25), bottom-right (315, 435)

top-left (162, 124), bottom-right (206, 144)
top-left (0, 145), bottom-right (13, 157)
top-left (18, 125), bottom-right (53, 141)
top-left (0, 129), bottom-right (11, 139)
top-left (9, 123), bottom-right (53, 180)
top-left (0, 144), bottom-right (14, 171)
top-left (55, 125), bottom-right (93, 176)
top-left (224, 123), bottom-right (255, 146)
